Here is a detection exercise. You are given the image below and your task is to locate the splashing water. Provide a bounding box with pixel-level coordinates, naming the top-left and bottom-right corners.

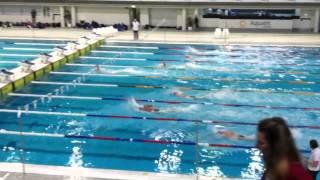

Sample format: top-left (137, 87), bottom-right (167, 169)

top-left (68, 146), bottom-right (83, 167)
top-left (108, 67), bottom-right (159, 75)
top-left (155, 149), bottom-right (183, 173)
top-left (161, 104), bottom-right (199, 113)
top-left (198, 88), bottom-right (237, 100)
top-left (128, 97), bottom-right (143, 110)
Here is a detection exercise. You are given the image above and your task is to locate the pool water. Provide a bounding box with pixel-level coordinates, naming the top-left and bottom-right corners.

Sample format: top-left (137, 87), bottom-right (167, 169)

top-left (0, 40), bottom-right (319, 179)
top-left (0, 39), bottom-right (67, 70)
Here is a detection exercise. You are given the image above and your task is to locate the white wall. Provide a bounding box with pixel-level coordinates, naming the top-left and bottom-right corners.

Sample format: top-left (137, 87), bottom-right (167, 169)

top-left (186, 9), bottom-right (194, 18)
top-left (150, 8), bottom-right (177, 27)
top-left (0, 6), bottom-right (53, 22)
top-left (235, 19), bottom-right (292, 29)
top-left (199, 18), bottom-right (293, 29)
top-left (199, 18), bottom-right (221, 28)
top-left (293, 19), bottom-right (313, 30)
top-left (176, 9), bottom-right (182, 28)
top-left (140, 8), bottom-right (150, 26)
top-left (292, 9), bottom-right (314, 30)
top-left (77, 7), bottom-right (129, 25)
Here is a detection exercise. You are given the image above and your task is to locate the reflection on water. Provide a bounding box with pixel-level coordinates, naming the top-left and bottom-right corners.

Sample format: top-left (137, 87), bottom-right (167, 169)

top-left (68, 146), bottom-right (83, 167)
top-left (241, 149), bottom-right (264, 179)
top-left (151, 129), bottom-right (187, 173)
top-left (155, 149), bottom-right (183, 173)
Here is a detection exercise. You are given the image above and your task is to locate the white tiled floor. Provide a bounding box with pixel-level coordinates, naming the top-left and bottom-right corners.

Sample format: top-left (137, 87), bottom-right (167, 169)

top-left (0, 163), bottom-right (207, 180)
top-left (0, 28), bottom-right (319, 45)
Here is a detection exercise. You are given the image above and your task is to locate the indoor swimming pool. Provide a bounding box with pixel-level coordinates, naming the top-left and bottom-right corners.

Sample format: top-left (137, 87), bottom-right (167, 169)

top-left (0, 40), bottom-right (319, 179)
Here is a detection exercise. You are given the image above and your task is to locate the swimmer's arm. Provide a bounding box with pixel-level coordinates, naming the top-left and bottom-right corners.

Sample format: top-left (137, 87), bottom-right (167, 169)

top-left (188, 95), bottom-right (198, 100)
top-left (238, 134), bottom-right (255, 141)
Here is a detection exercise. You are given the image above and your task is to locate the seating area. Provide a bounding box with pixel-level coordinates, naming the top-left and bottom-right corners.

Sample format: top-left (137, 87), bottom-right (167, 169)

top-left (0, 20), bottom-right (127, 32)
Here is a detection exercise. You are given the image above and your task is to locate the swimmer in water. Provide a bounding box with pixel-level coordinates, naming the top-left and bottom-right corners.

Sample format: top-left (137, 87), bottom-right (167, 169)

top-left (185, 55), bottom-right (193, 59)
top-left (139, 104), bottom-right (160, 113)
top-left (130, 98), bottom-right (160, 113)
top-left (95, 64), bottom-right (101, 72)
top-left (161, 61), bottom-right (167, 68)
top-left (92, 64), bottom-right (108, 74)
top-left (214, 126), bottom-right (254, 141)
top-left (172, 90), bottom-right (197, 99)
top-left (156, 61), bottom-right (167, 69)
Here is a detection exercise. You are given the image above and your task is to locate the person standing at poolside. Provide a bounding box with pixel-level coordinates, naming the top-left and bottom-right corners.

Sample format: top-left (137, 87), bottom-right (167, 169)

top-left (132, 19), bottom-right (140, 40)
top-left (308, 139), bottom-right (320, 180)
top-left (256, 117), bottom-right (312, 180)
top-left (31, 9), bottom-right (37, 25)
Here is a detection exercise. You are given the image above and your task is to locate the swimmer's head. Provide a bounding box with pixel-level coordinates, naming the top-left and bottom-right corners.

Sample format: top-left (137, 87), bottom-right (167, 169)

top-left (173, 91), bottom-right (182, 96)
top-left (217, 131), bottom-right (224, 135)
top-left (160, 62), bottom-right (166, 68)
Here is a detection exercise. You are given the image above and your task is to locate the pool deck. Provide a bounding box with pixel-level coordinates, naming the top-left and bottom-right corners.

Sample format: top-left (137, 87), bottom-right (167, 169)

top-left (0, 27), bottom-right (320, 46)
top-left (0, 163), bottom-right (217, 180)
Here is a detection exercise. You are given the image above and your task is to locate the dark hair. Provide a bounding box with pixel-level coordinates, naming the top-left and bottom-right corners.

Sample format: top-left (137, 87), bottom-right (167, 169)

top-left (258, 117), bottom-right (301, 179)
top-left (310, 139), bottom-right (319, 149)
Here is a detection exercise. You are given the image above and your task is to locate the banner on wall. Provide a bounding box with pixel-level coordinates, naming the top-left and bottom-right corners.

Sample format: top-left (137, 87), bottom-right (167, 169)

top-left (249, 20), bottom-right (272, 29)
top-left (238, 19), bottom-right (291, 29)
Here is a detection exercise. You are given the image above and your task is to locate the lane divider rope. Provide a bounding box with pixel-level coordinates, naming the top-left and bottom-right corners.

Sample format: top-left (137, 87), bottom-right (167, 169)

top-left (0, 129), bottom-right (310, 153)
top-left (0, 109), bottom-right (319, 130)
top-left (66, 63), bottom-right (320, 76)
top-left (14, 42), bottom-right (66, 46)
top-left (2, 47), bottom-right (52, 51)
top-left (79, 56), bottom-right (320, 67)
top-left (91, 50), bottom-right (154, 55)
top-left (101, 45), bottom-right (158, 49)
top-left (10, 92), bottom-right (320, 111)
top-left (50, 71), bottom-right (319, 85)
top-left (30, 80), bottom-right (320, 96)
top-left (0, 53), bottom-right (37, 57)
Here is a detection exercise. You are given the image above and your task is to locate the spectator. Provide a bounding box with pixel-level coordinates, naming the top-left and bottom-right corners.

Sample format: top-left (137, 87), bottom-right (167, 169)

top-left (194, 16), bottom-right (199, 30)
top-left (224, 9), bottom-right (229, 16)
top-left (132, 19), bottom-right (140, 40)
top-left (31, 9), bottom-right (37, 24)
top-left (257, 117), bottom-right (312, 180)
top-left (64, 9), bottom-right (72, 27)
top-left (308, 139), bottom-right (320, 180)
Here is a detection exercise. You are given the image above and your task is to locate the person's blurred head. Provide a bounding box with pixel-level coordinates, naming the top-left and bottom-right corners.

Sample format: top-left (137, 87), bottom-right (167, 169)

top-left (310, 139), bottom-right (319, 149)
top-left (173, 91), bottom-right (182, 96)
top-left (257, 117), bottom-right (301, 178)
